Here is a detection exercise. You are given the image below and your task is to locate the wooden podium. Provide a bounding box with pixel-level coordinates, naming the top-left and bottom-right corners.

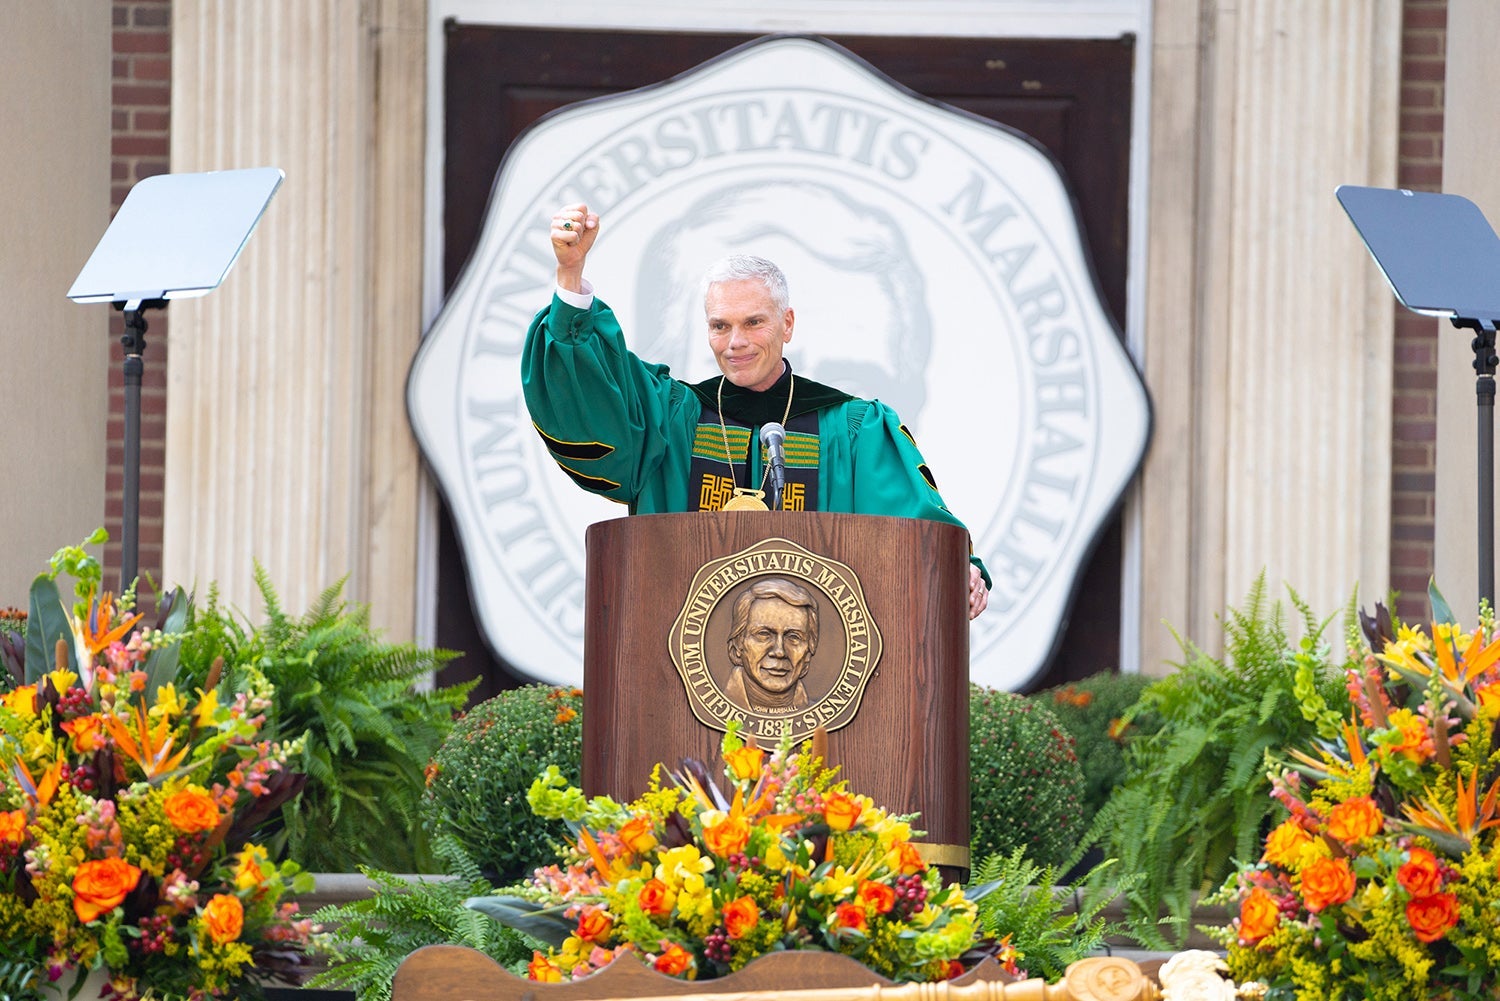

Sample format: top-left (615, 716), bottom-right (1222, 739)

top-left (583, 512), bottom-right (972, 869)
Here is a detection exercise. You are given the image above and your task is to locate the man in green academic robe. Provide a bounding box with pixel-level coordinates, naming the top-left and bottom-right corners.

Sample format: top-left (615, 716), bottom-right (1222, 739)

top-left (523, 202), bottom-right (991, 619)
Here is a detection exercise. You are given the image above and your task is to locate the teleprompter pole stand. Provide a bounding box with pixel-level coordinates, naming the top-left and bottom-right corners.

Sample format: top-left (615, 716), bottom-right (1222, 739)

top-left (1462, 316), bottom-right (1500, 611)
top-left (114, 299), bottom-right (165, 593)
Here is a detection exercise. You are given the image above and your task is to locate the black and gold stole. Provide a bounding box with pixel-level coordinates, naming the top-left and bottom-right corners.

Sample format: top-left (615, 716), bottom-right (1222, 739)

top-left (686, 365), bottom-right (851, 513)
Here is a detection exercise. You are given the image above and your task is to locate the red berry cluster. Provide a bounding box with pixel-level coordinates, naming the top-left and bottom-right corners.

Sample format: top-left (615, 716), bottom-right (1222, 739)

top-left (59, 762), bottom-right (98, 794)
top-left (56, 686), bottom-right (95, 719)
top-left (892, 873), bottom-right (927, 920)
top-left (702, 930), bottom-right (732, 964)
top-left (134, 913), bottom-right (175, 954)
top-left (165, 835), bottom-right (209, 874)
top-left (725, 852), bottom-right (762, 870)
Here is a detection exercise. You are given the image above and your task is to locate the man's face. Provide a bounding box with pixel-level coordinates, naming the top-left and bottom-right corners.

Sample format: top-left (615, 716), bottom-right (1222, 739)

top-left (705, 279), bottom-right (794, 393)
top-left (738, 598), bottom-right (814, 697)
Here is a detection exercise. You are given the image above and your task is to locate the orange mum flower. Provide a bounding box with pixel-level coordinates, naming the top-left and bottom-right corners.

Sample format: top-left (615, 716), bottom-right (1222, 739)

top-left (1397, 846), bottom-right (1444, 898)
top-left (163, 788), bottom-right (221, 835)
top-left (638, 878), bottom-right (674, 917)
top-left (1325, 797), bottom-right (1383, 844)
top-left (1406, 892), bottom-right (1460, 943)
top-left (724, 745), bottom-right (765, 782)
top-left (834, 901), bottom-right (868, 932)
top-left (1238, 886), bottom-right (1280, 944)
top-left (203, 893), bottom-right (245, 945)
top-left (617, 816), bottom-right (657, 855)
top-left (822, 792), bottom-right (862, 832)
top-left (723, 895), bottom-right (759, 939)
top-left (653, 943), bottom-right (692, 976)
top-left (0, 809), bottom-right (26, 848)
top-left (72, 857), bottom-right (142, 923)
top-left (857, 879), bottom-right (896, 915)
top-left (528, 951), bottom-right (563, 983)
top-left (1300, 856), bottom-right (1356, 913)
top-left (575, 906), bottom-right (613, 944)
top-left (702, 814), bottom-right (750, 857)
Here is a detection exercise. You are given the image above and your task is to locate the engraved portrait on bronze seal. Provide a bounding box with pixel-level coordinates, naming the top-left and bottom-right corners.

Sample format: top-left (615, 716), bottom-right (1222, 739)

top-left (668, 538), bottom-right (883, 744)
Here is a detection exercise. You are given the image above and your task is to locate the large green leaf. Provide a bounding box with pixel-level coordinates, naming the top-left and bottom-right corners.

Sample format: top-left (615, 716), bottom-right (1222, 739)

top-left (141, 587), bottom-right (189, 701)
top-left (25, 575), bottom-right (76, 682)
top-left (464, 895), bottom-right (574, 947)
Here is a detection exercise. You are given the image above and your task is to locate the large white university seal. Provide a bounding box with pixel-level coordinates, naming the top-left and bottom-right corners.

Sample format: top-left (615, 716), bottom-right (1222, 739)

top-left (408, 35), bottom-right (1151, 691)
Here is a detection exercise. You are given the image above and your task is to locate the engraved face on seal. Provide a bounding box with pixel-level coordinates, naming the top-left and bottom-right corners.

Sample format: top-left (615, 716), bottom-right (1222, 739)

top-left (668, 538), bottom-right (882, 744)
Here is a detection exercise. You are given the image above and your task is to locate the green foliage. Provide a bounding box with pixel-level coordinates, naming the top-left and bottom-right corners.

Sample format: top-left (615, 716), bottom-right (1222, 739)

top-left (177, 566), bottom-right (472, 873)
top-left (1087, 574), bottom-right (1354, 947)
top-left (970, 849), bottom-right (1145, 983)
top-left (421, 685), bottom-right (584, 885)
top-left (308, 837), bottom-right (537, 1001)
top-left (1035, 672), bottom-right (1159, 825)
top-left (969, 686), bottom-right (1087, 869)
top-left (0, 944), bottom-right (46, 1001)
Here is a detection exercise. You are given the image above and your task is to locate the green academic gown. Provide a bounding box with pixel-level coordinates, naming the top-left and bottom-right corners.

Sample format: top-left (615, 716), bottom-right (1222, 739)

top-left (521, 294), bottom-right (990, 584)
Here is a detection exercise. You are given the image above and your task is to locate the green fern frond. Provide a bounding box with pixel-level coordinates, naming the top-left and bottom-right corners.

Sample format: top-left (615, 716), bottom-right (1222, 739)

top-left (1092, 574), bottom-right (1356, 944)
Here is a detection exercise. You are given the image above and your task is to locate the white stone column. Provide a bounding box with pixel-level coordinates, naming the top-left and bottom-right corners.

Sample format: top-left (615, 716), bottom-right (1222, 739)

top-left (0, 6), bottom-right (111, 599)
top-left (164, 0), bottom-right (426, 636)
top-left (1138, 0), bottom-right (1400, 670)
top-left (1434, 0), bottom-right (1500, 616)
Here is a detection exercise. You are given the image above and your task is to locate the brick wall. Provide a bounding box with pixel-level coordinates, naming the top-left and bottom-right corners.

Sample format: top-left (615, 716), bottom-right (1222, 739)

top-left (1390, 0), bottom-right (1445, 621)
top-left (107, 0), bottom-right (171, 598)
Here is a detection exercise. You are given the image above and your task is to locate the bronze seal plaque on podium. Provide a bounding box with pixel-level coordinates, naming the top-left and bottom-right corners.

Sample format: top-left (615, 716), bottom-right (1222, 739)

top-left (668, 538), bottom-right (883, 744)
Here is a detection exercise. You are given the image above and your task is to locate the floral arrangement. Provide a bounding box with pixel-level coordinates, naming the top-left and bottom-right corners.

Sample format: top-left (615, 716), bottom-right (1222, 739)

top-left (468, 727), bottom-right (1012, 984)
top-left (0, 535), bottom-right (317, 999)
top-left (1213, 584), bottom-right (1500, 1001)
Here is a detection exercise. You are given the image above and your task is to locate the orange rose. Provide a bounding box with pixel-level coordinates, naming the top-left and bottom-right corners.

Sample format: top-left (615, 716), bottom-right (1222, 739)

top-left (723, 894), bottom-right (759, 939)
top-left (892, 841), bottom-right (925, 875)
top-left (72, 857), bottom-right (142, 923)
top-left (1238, 886), bottom-right (1280, 944)
top-left (0, 809), bottom-right (26, 848)
top-left (834, 901), bottom-right (867, 932)
top-left (1299, 856), bottom-right (1356, 913)
top-left (653, 943), bottom-right (693, 976)
top-left (823, 792), bottom-right (863, 833)
top-left (234, 844), bottom-right (270, 891)
top-left (857, 880), bottom-right (896, 915)
top-left (703, 814), bottom-right (750, 857)
top-left (1406, 892), bottom-right (1460, 943)
top-left (725, 745), bottom-right (765, 782)
top-left (618, 816), bottom-right (657, 855)
top-left (576, 906), bottom-right (613, 944)
top-left (203, 893), bottom-right (244, 945)
top-left (1325, 797), bottom-right (1383, 844)
top-left (1398, 847), bottom-right (1444, 898)
top-left (164, 788), bottom-right (221, 835)
top-left (61, 715), bottom-right (106, 754)
top-left (1263, 819), bottom-right (1314, 867)
top-left (528, 950), bottom-right (563, 982)
top-left (638, 878), bottom-right (674, 917)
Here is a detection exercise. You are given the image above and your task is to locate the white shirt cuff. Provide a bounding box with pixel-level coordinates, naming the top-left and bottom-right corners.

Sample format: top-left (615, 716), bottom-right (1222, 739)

top-left (556, 279), bottom-right (594, 310)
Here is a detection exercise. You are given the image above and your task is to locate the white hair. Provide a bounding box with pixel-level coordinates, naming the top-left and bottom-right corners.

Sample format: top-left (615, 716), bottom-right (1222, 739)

top-left (701, 255), bottom-right (790, 315)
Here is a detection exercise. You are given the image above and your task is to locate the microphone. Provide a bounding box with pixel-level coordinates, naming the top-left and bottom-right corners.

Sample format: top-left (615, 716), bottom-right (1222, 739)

top-left (760, 422), bottom-right (786, 509)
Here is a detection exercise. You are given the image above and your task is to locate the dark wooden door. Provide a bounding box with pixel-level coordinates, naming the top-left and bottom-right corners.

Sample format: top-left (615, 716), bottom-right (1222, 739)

top-left (437, 25), bottom-right (1135, 701)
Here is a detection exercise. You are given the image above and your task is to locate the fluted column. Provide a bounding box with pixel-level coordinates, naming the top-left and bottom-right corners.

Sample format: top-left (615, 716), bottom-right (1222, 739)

top-left (164, 0), bottom-right (426, 636)
top-left (1433, 0), bottom-right (1500, 614)
top-left (1138, 0), bottom-right (1400, 670)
